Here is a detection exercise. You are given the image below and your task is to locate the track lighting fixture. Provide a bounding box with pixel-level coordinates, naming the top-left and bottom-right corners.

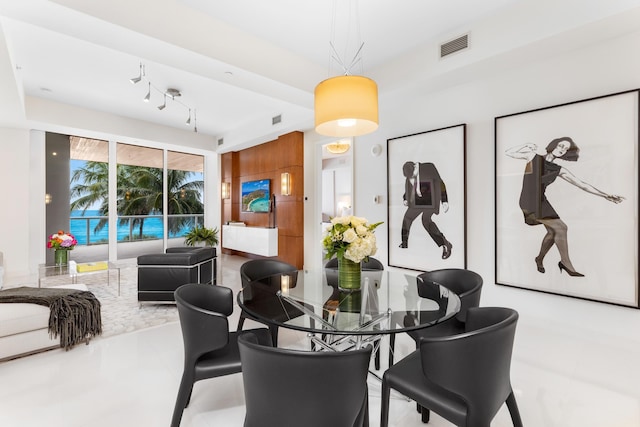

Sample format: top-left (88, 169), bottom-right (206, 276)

top-left (129, 62), bottom-right (198, 132)
top-left (130, 63), bottom-right (144, 84)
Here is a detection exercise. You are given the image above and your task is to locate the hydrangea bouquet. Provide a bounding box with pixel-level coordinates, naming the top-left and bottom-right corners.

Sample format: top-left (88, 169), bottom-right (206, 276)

top-left (47, 230), bottom-right (78, 250)
top-left (323, 216), bottom-right (382, 263)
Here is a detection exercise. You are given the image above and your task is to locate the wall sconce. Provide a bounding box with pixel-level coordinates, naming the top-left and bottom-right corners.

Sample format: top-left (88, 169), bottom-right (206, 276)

top-left (280, 275), bottom-right (290, 295)
top-left (221, 182), bottom-right (230, 199)
top-left (281, 172), bottom-right (291, 196)
top-left (45, 193), bottom-right (52, 205)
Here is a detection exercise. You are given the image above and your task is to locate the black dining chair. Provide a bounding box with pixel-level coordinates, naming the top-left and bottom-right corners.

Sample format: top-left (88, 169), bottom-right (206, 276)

top-left (324, 256), bottom-right (384, 369)
top-left (388, 268), bottom-right (482, 366)
top-left (381, 307), bottom-right (523, 427)
top-left (171, 283), bottom-right (271, 427)
top-left (237, 259), bottom-right (298, 346)
top-left (238, 332), bottom-right (373, 427)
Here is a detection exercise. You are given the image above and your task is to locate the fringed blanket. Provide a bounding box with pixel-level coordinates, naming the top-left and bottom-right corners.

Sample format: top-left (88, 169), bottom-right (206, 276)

top-left (0, 286), bottom-right (102, 350)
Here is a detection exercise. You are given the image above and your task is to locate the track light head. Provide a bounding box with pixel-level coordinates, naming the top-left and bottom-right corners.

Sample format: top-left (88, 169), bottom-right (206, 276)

top-left (193, 110), bottom-right (197, 132)
top-left (143, 82), bottom-right (151, 103)
top-left (185, 109), bottom-right (191, 125)
top-left (158, 94), bottom-right (166, 110)
top-left (130, 63), bottom-right (144, 84)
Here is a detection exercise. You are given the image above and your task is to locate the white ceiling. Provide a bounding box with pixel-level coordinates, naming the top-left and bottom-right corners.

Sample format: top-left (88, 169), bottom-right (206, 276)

top-left (0, 0), bottom-right (639, 151)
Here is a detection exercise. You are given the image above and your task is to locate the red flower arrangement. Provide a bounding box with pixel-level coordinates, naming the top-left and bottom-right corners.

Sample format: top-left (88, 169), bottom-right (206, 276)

top-left (47, 230), bottom-right (78, 250)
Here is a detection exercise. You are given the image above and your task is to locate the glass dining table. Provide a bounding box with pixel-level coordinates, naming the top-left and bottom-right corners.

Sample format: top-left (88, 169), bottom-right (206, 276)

top-left (237, 267), bottom-right (461, 355)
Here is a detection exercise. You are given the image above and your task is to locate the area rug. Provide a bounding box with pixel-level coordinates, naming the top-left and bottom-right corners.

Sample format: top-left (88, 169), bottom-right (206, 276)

top-left (38, 264), bottom-right (179, 339)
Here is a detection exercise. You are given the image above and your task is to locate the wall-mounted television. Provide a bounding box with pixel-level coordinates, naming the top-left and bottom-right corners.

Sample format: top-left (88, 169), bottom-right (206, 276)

top-left (241, 179), bottom-right (271, 213)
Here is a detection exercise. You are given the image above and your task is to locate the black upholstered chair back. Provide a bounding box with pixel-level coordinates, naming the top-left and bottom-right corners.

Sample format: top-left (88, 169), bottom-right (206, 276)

top-left (388, 268), bottom-right (484, 366)
top-left (240, 259), bottom-right (297, 285)
top-left (238, 333), bottom-right (372, 427)
top-left (171, 283), bottom-right (271, 427)
top-left (417, 268), bottom-right (482, 323)
top-left (237, 259), bottom-right (297, 346)
top-left (175, 284), bottom-right (232, 364)
top-left (381, 306), bottom-right (523, 427)
top-left (419, 307), bottom-right (520, 426)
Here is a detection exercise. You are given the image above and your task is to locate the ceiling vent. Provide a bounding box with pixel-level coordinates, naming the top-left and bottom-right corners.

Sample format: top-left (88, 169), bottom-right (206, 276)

top-left (440, 34), bottom-right (469, 58)
top-left (217, 138), bottom-right (224, 146)
top-left (272, 114), bottom-right (282, 125)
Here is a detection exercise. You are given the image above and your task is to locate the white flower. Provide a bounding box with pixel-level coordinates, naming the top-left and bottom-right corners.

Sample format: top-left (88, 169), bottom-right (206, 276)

top-left (342, 228), bottom-right (358, 243)
top-left (355, 224), bottom-right (368, 236)
top-left (332, 216), bottom-right (350, 225)
top-left (322, 215), bottom-right (382, 263)
top-left (350, 216), bottom-right (366, 227)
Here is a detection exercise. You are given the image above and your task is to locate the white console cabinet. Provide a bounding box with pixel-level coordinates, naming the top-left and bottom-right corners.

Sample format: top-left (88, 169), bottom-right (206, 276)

top-left (222, 225), bottom-right (278, 257)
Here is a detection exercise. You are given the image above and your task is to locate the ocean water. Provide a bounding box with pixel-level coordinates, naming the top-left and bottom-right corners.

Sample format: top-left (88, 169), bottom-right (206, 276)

top-left (69, 210), bottom-right (196, 245)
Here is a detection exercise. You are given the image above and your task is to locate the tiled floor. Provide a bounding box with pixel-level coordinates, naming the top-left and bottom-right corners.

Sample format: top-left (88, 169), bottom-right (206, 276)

top-left (1, 254), bottom-right (639, 427)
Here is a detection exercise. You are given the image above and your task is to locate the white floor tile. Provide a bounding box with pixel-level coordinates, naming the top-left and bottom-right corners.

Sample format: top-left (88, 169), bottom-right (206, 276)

top-left (1, 254), bottom-right (639, 427)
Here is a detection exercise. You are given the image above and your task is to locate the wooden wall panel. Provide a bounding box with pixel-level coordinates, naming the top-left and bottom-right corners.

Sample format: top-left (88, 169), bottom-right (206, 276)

top-left (220, 132), bottom-right (304, 268)
top-left (278, 235), bottom-right (304, 268)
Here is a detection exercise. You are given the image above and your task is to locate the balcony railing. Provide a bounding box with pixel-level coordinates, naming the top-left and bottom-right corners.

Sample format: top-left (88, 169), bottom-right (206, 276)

top-left (70, 214), bottom-right (204, 246)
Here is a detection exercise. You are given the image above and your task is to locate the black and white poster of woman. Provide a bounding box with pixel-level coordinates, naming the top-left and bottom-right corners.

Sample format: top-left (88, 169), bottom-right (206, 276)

top-left (495, 90), bottom-right (639, 307)
top-left (388, 124), bottom-right (466, 271)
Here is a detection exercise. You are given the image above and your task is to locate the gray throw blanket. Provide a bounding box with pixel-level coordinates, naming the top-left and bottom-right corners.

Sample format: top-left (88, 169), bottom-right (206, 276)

top-left (0, 286), bottom-right (102, 350)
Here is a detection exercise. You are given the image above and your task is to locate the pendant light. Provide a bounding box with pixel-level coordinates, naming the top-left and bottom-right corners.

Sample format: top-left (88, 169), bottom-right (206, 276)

top-left (314, 0), bottom-right (378, 137)
top-left (325, 139), bottom-right (351, 154)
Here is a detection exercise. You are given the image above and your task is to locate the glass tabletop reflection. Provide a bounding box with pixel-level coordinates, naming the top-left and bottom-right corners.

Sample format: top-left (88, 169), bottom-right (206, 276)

top-left (237, 268), bottom-right (461, 336)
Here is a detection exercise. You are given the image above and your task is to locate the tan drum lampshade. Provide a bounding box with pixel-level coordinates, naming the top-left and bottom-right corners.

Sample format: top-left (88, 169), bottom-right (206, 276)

top-left (314, 75), bottom-right (378, 137)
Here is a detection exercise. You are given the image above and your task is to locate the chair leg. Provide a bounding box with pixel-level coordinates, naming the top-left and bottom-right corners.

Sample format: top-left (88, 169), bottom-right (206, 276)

top-left (354, 390), bottom-right (369, 427)
top-left (364, 392), bottom-right (370, 427)
top-left (380, 379), bottom-right (391, 427)
top-left (420, 406), bottom-right (430, 423)
top-left (237, 313), bottom-right (246, 331)
top-left (375, 344), bottom-right (381, 370)
top-left (388, 333), bottom-right (396, 366)
top-left (269, 325), bottom-right (279, 347)
top-left (506, 391), bottom-right (523, 427)
top-left (171, 375), bottom-right (194, 427)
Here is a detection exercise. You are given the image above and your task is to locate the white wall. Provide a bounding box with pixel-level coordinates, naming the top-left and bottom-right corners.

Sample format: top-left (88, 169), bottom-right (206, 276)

top-left (0, 128), bottom-right (31, 283)
top-left (350, 30), bottom-right (640, 342)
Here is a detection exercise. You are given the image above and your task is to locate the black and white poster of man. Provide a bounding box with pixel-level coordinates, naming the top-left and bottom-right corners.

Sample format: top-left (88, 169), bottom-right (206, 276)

top-left (387, 124), bottom-right (466, 271)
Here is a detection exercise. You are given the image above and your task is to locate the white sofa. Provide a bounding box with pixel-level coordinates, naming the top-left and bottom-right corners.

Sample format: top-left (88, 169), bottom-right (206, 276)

top-left (0, 284), bottom-right (89, 361)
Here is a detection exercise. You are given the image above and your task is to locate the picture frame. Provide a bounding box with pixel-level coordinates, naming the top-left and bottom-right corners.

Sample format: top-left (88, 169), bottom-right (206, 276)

top-left (495, 89), bottom-right (639, 308)
top-left (387, 124), bottom-right (467, 271)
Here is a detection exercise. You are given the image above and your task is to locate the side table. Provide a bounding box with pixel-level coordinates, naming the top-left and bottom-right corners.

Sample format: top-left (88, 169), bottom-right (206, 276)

top-left (38, 261), bottom-right (121, 296)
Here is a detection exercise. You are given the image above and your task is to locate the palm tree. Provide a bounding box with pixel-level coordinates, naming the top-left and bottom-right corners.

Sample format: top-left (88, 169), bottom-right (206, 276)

top-left (70, 161), bottom-right (204, 241)
top-left (70, 161), bottom-right (110, 234)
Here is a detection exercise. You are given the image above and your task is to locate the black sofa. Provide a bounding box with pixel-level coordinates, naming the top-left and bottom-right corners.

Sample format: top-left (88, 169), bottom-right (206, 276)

top-left (137, 247), bottom-right (217, 302)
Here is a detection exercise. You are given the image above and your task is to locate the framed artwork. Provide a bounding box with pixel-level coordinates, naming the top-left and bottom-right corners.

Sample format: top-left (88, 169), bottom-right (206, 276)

top-left (387, 124), bottom-right (467, 271)
top-left (495, 89), bottom-right (639, 308)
